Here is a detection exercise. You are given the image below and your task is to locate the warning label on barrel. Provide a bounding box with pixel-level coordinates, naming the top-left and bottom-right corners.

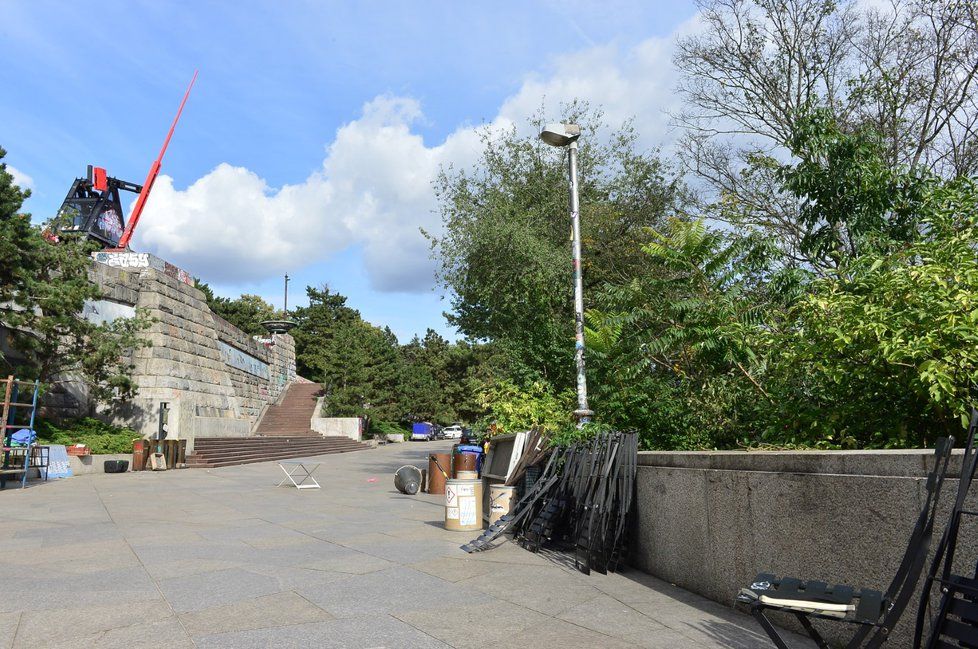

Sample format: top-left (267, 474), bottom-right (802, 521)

top-left (457, 484), bottom-right (475, 497)
top-left (459, 497), bottom-right (477, 526)
top-left (446, 487), bottom-right (457, 505)
top-left (447, 506), bottom-right (459, 520)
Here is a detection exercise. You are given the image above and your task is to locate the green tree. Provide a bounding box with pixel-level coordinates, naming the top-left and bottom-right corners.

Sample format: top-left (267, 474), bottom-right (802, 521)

top-left (588, 218), bottom-right (781, 449)
top-left (290, 286), bottom-right (359, 381)
top-left (319, 320), bottom-right (402, 422)
top-left (193, 280), bottom-right (280, 336)
top-left (0, 147), bottom-right (150, 406)
top-left (675, 0), bottom-right (978, 268)
top-left (763, 178), bottom-right (978, 448)
top-left (430, 105), bottom-right (684, 389)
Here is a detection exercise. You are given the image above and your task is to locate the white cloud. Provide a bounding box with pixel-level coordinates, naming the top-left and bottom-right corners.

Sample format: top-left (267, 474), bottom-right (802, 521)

top-left (135, 20), bottom-right (691, 291)
top-left (6, 164), bottom-right (34, 191)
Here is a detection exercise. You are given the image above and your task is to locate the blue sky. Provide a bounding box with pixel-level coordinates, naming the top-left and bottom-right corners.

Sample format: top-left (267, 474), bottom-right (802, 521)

top-left (1, 0), bottom-right (697, 341)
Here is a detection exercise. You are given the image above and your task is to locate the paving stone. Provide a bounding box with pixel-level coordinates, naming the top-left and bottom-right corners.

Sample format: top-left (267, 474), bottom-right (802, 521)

top-left (457, 563), bottom-right (604, 617)
top-left (494, 617), bottom-right (645, 648)
top-left (179, 591), bottom-right (332, 636)
top-left (248, 565), bottom-right (355, 591)
top-left (300, 551), bottom-right (396, 575)
top-left (0, 612), bottom-right (21, 649)
top-left (394, 598), bottom-right (549, 649)
top-left (0, 567), bottom-right (161, 614)
top-left (11, 601), bottom-right (167, 648)
top-left (142, 558), bottom-right (245, 581)
top-left (89, 616), bottom-right (195, 649)
top-left (296, 566), bottom-right (492, 618)
top-left (410, 556), bottom-right (496, 582)
top-left (194, 614), bottom-right (452, 648)
top-left (631, 598), bottom-right (809, 649)
top-left (586, 568), bottom-right (702, 604)
top-left (157, 567), bottom-right (286, 613)
top-left (347, 538), bottom-right (465, 564)
top-left (556, 594), bottom-right (677, 647)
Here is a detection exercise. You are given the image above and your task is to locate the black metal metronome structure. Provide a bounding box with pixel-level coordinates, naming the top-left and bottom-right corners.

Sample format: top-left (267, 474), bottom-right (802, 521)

top-left (57, 165), bottom-right (140, 247)
top-left (54, 71), bottom-right (197, 250)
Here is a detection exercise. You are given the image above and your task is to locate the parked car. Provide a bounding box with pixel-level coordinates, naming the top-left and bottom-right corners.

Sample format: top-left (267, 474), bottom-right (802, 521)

top-left (443, 424), bottom-right (463, 439)
top-left (411, 422), bottom-right (435, 441)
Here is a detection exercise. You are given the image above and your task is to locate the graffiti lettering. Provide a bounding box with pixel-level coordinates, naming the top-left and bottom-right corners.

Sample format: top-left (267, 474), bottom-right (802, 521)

top-left (93, 252), bottom-right (150, 268)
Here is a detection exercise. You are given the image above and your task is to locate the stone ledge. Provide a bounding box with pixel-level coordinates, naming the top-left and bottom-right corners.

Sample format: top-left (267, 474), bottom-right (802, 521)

top-left (637, 447), bottom-right (965, 477)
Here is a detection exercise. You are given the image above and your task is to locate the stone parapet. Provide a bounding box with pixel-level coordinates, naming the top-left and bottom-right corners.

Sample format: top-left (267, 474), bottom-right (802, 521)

top-left (631, 448), bottom-right (976, 646)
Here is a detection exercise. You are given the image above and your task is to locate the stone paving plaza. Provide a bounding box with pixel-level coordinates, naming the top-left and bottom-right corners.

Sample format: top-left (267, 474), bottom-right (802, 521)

top-left (0, 441), bottom-right (807, 648)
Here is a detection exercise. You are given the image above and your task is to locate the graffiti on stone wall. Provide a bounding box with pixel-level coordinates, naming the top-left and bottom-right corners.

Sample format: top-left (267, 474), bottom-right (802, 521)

top-left (82, 299), bottom-right (136, 326)
top-left (218, 341), bottom-right (270, 379)
top-left (93, 251), bottom-right (194, 286)
top-left (93, 251), bottom-right (149, 268)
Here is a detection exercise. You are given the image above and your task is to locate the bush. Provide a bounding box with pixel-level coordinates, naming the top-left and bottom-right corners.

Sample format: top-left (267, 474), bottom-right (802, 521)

top-left (35, 417), bottom-right (139, 454)
top-left (368, 420), bottom-right (410, 440)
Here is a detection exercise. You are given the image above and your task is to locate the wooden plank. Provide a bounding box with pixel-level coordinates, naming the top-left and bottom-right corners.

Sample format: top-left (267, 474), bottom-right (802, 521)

top-left (1, 376), bottom-right (12, 439)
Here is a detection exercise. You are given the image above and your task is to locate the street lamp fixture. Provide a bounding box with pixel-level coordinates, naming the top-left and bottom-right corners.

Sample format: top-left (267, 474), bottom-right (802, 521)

top-left (539, 122), bottom-right (581, 147)
top-left (539, 122), bottom-right (593, 427)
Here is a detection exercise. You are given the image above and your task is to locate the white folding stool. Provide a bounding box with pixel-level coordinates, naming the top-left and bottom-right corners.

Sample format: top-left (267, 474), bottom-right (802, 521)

top-left (277, 460), bottom-right (322, 490)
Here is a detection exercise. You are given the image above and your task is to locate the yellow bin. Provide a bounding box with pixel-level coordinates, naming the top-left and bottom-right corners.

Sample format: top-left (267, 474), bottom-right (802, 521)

top-left (445, 478), bottom-right (483, 531)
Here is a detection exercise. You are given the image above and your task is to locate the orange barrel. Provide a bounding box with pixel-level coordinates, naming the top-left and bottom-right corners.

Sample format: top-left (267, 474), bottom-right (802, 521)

top-left (428, 453), bottom-right (451, 494)
top-left (453, 452), bottom-right (478, 477)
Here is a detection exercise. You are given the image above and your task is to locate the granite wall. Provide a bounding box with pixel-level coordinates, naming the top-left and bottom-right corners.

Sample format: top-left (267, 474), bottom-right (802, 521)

top-left (42, 255), bottom-right (297, 449)
top-left (631, 449), bottom-right (978, 646)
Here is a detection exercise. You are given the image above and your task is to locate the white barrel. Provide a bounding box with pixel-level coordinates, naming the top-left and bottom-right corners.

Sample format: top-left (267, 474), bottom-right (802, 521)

top-left (488, 485), bottom-right (516, 525)
top-left (445, 478), bottom-right (483, 531)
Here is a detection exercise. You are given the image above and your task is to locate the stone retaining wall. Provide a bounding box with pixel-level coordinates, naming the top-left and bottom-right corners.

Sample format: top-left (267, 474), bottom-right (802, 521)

top-left (41, 258), bottom-right (296, 448)
top-left (631, 449), bottom-right (978, 646)
top-left (310, 399), bottom-right (364, 441)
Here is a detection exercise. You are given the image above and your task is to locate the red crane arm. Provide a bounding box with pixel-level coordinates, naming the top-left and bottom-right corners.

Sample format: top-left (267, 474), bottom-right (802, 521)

top-left (116, 70), bottom-right (198, 249)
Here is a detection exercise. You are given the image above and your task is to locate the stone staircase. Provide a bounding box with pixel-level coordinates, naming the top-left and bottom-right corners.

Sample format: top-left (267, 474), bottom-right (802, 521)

top-left (186, 382), bottom-right (371, 468)
top-left (255, 382), bottom-right (324, 437)
top-left (185, 436), bottom-right (370, 468)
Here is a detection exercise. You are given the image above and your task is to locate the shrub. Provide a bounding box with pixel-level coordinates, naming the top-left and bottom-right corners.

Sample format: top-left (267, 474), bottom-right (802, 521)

top-left (368, 420), bottom-right (410, 440)
top-left (35, 417), bottom-right (138, 454)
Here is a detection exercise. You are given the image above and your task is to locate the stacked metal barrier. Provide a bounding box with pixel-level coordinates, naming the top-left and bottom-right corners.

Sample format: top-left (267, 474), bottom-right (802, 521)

top-left (461, 430), bottom-right (638, 575)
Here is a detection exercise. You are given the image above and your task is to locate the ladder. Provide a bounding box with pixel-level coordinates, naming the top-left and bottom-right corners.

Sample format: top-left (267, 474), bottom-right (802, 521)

top-left (1, 376), bottom-right (41, 489)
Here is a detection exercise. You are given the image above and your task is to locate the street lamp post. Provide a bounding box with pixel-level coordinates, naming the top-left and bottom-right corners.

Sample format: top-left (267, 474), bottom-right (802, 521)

top-left (540, 122), bottom-right (593, 427)
top-left (284, 274), bottom-right (290, 317)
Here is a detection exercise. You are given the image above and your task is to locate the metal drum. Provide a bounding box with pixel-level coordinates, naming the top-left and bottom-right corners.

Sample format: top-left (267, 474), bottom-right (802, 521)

top-left (445, 478), bottom-right (483, 531)
top-left (427, 453), bottom-right (451, 494)
top-left (394, 465), bottom-right (423, 495)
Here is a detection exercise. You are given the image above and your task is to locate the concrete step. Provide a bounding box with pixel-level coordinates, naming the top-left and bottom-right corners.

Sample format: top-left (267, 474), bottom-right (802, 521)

top-left (192, 442), bottom-right (361, 454)
top-left (187, 436), bottom-right (370, 468)
top-left (194, 439), bottom-right (354, 450)
top-left (189, 448), bottom-right (363, 468)
top-left (191, 447), bottom-right (366, 464)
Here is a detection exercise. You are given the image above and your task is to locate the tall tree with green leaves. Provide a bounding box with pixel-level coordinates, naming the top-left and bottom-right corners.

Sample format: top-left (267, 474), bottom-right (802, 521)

top-left (430, 105), bottom-right (684, 389)
top-left (318, 320), bottom-right (403, 422)
top-left (0, 147), bottom-right (150, 407)
top-left (290, 286), bottom-right (360, 381)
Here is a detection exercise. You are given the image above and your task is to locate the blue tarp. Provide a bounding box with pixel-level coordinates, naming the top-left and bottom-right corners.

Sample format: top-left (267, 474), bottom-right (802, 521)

top-left (10, 428), bottom-right (35, 446)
